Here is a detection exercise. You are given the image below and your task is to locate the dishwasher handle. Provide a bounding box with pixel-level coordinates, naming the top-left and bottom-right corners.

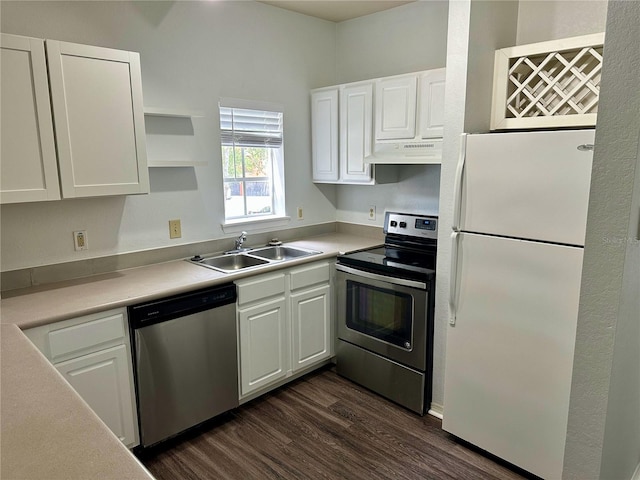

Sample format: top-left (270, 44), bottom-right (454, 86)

top-left (129, 283), bottom-right (237, 329)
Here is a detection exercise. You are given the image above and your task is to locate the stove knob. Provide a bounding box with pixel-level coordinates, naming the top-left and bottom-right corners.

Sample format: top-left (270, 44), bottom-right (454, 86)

top-left (390, 220), bottom-right (398, 227)
top-left (399, 221), bottom-right (407, 228)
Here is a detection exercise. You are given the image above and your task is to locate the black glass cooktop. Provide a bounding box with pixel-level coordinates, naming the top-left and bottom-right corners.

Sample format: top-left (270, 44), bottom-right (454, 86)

top-left (338, 244), bottom-right (436, 283)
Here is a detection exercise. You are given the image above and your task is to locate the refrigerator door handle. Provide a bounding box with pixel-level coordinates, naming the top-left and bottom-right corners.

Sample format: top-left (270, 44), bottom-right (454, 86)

top-left (449, 230), bottom-right (460, 326)
top-left (452, 134), bottom-right (467, 231)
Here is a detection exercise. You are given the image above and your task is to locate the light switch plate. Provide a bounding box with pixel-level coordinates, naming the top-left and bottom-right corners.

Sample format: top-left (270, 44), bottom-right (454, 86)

top-left (169, 219), bottom-right (182, 239)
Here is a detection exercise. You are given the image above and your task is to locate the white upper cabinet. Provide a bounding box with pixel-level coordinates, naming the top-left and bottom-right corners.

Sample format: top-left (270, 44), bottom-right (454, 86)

top-left (340, 82), bottom-right (374, 184)
top-left (0, 34), bottom-right (149, 204)
top-left (375, 74), bottom-right (418, 141)
top-left (312, 68), bottom-right (445, 170)
top-left (311, 88), bottom-right (339, 182)
top-left (311, 83), bottom-right (396, 184)
top-left (419, 68), bottom-right (446, 139)
top-left (47, 40), bottom-right (149, 198)
top-left (375, 68), bottom-right (446, 143)
top-left (0, 34), bottom-right (60, 204)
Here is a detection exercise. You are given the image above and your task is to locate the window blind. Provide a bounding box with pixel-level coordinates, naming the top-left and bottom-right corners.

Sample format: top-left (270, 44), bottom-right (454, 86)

top-left (220, 107), bottom-right (283, 148)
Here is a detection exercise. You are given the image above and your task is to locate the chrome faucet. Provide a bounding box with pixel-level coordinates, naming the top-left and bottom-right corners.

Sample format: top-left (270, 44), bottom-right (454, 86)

top-left (235, 231), bottom-right (248, 251)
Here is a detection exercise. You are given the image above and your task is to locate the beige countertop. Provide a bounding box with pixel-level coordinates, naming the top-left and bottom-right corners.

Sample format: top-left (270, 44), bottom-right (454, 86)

top-left (1, 324), bottom-right (154, 480)
top-left (1, 233), bottom-right (380, 330)
top-left (0, 232), bottom-right (381, 480)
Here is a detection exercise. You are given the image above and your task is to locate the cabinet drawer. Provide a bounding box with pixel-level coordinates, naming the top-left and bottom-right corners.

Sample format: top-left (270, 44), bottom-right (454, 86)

top-left (290, 262), bottom-right (330, 291)
top-left (48, 312), bottom-right (126, 362)
top-left (236, 273), bottom-right (286, 307)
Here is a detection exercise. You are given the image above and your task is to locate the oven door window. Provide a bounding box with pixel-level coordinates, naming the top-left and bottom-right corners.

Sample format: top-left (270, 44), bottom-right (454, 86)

top-left (345, 280), bottom-right (413, 349)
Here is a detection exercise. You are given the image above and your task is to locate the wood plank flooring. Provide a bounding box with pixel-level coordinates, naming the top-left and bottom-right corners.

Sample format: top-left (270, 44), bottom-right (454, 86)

top-left (139, 367), bottom-right (534, 480)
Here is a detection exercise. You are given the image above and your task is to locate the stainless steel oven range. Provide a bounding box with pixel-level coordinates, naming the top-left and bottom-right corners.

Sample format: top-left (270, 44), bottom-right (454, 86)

top-left (336, 211), bottom-right (437, 415)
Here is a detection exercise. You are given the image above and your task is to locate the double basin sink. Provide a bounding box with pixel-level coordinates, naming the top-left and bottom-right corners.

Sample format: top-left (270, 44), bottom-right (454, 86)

top-left (188, 245), bottom-right (321, 274)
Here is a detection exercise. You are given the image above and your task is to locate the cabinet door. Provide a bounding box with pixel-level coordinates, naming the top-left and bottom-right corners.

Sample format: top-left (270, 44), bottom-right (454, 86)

top-left (290, 284), bottom-right (331, 372)
top-left (238, 297), bottom-right (288, 396)
top-left (419, 68), bottom-right (446, 139)
top-left (0, 34), bottom-right (60, 204)
top-left (46, 40), bottom-right (149, 198)
top-left (54, 344), bottom-right (138, 447)
top-left (375, 75), bottom-right (417, 141)
top-left (311, 89), bottom-right (339, 182)
top-left (340, 83), bottom-right (373, 184)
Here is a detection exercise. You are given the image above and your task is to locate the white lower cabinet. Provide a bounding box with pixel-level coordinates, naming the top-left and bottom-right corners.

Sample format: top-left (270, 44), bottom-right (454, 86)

top-left (238, 296), bottom-right (289, 395)
top-left (24, 308), bottom-right (139, 448)
top-left (236, 261), bottom-right (333, 400)
top-left (290, 284), bottom-right (331, 373)
top-left (54, 345), bottom-right (137, 445)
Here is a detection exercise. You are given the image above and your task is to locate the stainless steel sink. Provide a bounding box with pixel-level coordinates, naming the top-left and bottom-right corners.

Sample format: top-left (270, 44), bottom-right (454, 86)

top-left (188, 244), bottom-right (321, 273)
top-left (195, 254), bottom-right (269, 273)
top-left (249, 245), bottom-right (320, 261)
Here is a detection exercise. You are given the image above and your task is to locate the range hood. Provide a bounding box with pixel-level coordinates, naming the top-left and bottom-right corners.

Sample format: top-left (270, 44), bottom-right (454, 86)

top-left (365, 139), bottom-right (442, 164)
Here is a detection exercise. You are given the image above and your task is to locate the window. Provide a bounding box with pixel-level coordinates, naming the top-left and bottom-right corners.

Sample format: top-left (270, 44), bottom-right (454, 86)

top-left (219, 101), bottom-right (285, 222)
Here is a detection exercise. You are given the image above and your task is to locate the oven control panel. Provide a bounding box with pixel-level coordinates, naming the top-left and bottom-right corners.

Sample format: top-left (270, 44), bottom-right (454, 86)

top-left (384, 212), bottom-right (438, 239)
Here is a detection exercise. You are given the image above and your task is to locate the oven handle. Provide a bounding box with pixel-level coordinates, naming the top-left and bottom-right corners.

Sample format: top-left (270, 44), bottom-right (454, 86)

top-left (336, 264), bottom-right (427, 290)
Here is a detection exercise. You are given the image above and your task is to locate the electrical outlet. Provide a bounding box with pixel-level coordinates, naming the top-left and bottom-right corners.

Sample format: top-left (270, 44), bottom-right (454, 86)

top-left (368, 205), bottom-right (376, 221)
top-left (73, 230), bottom-right (88, 251)
top-left (169, 219), bottom-right (182, 239)
top-left (297, 207), bottom-right (303, 220)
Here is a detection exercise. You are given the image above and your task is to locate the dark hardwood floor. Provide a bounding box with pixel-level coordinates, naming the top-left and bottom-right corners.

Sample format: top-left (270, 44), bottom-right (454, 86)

top-left (139, 367), bottom-right (532, 480)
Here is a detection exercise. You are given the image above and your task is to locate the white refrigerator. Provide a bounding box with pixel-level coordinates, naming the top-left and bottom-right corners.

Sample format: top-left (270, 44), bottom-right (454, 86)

top-left (443, 129), bottom-right (595, 480)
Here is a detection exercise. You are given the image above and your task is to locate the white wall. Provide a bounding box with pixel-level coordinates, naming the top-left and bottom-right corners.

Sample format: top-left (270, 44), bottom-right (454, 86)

top-left (335, 165), bottom-right (441, 224)
top-left (333, 1), bottom-right (449, 228)
top-left (517, 0), bottom-right (608, 45)
top-left (335, 0), bottom-right (448, 84)
top-left (0, 1), bottom-right (337, 271)
top-left (564, 1), bottom-right (640, 478)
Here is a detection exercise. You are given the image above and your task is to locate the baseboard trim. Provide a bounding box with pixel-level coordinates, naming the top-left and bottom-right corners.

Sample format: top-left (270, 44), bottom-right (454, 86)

top-left (428, 402), bottom-right (444, 419)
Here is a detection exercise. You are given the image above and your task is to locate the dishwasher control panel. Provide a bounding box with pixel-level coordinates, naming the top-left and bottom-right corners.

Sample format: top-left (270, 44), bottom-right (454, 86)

top-left (129, 283), bottom-right (237, 328)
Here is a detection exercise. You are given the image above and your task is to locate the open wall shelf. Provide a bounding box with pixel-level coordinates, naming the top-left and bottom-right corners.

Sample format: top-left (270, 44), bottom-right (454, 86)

top-left (143, 107), bottom-right (207, 167)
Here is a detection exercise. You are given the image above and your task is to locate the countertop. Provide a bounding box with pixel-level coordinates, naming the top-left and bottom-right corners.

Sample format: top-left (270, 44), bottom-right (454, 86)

top-left (1, 233), bottom-right (380, 330)
top-left (1, 324), bottom-right (154, 480)
top-left (0, 232), bottom-right (381, 480)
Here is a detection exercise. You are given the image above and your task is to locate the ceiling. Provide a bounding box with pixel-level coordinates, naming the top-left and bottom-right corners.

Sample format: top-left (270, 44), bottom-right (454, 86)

top-left (257, 1), bottom-right (416, 23)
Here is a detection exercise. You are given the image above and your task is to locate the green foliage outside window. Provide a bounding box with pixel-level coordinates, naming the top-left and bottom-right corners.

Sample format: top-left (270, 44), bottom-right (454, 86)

top-left (222, 147), bottom-right (270, 179)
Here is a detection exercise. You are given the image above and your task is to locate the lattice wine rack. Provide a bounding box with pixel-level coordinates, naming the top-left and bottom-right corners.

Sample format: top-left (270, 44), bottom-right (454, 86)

top-left (491, 33), bottom-right (605, 130)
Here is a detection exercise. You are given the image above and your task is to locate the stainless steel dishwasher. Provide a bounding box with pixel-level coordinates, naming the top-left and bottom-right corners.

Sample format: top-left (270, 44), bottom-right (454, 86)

top-left (129, 283), bottom-right (238, 448)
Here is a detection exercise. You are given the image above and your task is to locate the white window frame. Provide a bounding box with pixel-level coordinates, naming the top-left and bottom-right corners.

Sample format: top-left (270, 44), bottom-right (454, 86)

top-left (219, 98), bottom-right (289, 233)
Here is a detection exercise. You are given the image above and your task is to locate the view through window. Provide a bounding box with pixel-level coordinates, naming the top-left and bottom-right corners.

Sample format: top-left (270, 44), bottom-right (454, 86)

top-left (220, 104), bottom-right (284, 220)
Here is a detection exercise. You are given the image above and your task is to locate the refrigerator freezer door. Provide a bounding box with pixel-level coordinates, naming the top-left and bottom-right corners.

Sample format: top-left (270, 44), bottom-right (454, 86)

top-left (443, 233), bottom-right (583, 479)
top-left (460, 129), bottom-right (594, 246)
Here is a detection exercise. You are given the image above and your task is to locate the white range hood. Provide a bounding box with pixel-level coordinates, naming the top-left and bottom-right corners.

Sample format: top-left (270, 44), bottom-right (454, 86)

top-left (365, 138), bottom-right (442, 164)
